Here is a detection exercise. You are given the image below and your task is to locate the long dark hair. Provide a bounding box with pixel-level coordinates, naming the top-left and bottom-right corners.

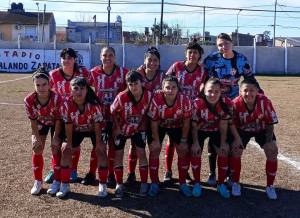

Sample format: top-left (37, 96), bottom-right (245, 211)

top-left (70, 77), bottom-right (100, 105)
top-left (201, 77), bottom-right (231, 117)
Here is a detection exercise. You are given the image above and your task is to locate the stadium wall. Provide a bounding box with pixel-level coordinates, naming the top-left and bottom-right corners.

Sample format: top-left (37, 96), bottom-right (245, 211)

top-left (0, 41), bottom-right (299, 74)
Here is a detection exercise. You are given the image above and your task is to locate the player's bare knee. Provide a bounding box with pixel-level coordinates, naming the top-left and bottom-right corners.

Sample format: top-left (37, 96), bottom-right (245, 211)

top-left (217, 145), bottom-right (229, 156)
top-left (264, 142), bottom-right (278, 159)
top-left (231, 145), bottom-right (243, 157)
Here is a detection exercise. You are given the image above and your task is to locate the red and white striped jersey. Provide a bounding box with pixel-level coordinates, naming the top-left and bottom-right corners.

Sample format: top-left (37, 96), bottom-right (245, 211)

top-left (62, 99), bottom-right (103, 132)
top-left (233, 94), bottom-right (278, 133)
top-left (90, 65), bottom-right (128, 122)
top-left (136, 65), bottom-right (164, 92)
top-left (110, 89), bottom-right (152, 136)
top-left (148, 90), bottom-right (192, 128)
top-left (49, 67), bottom-right (90, 99)
top-left (24, 90), bottom-right (62, 126)
top-left (166, 61), bottom-right (208, 100)
top-left (192, 96), bottom-right (233, 132)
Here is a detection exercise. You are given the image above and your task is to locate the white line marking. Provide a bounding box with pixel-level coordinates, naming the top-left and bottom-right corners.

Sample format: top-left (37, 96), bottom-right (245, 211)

top-left (249, 140), bottom-right (300, 171)
top-left (0, 102), bottom-right (23, 106)
top-left (0, 76), bottom-right (31, 84)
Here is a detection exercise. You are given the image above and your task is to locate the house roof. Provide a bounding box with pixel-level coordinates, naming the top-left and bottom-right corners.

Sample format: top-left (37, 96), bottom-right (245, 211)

top-left (0, 11), bottom-right (54, 25)
top-left (276, 37), bottom-right (300, 46)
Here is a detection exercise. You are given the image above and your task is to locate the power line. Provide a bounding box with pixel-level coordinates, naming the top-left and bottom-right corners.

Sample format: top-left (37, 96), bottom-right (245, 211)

top-left (32, 0), bottom-right (300, 13)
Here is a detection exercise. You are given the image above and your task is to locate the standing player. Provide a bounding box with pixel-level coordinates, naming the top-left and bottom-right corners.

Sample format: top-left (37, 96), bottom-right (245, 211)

top-left (126, 47), bottom-right (164, 184)
top-left (165, 40), bottom-right (208, 182)
top-left (148, 75), bottom-right (192, 197)
top-left (229, 78), bottom-right (278, 199)
top-left (24, 67), bottom-right (62, 195)
top-left (203, 33), bottom-right (262, 185)
top-left (89, 46), bottom-right (128, 186)
top-left (56, 77), bottom-right (105, 198)
top-left (45, 48), bottom-right (93, 184)
top-left (191, 78), bottom-right (233, 198)
top-left (110, 71), bottom-right (152, 197)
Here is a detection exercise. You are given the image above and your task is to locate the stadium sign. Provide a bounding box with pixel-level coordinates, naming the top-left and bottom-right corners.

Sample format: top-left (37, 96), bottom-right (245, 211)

top-left (0, 49), bottom-right (90, 73)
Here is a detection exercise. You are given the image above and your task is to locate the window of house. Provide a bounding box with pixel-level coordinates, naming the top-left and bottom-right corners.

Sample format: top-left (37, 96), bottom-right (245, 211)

top-left (24, 26), bottom-right (38, 41)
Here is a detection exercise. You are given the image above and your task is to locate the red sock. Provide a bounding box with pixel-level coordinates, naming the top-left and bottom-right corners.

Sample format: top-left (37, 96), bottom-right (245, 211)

top-left (165, 144), bottom-right (175, 172)
top-left (128, 146), bottom-right (137, 174)
top-left (191, 156), bottom-right (201, 183)
top-left (60, 167), bottom-right (71, 183)
top-left (266, 160), bottom-right (277, 186)
top-left (98, 167), bottom-right (108, 184)
top-left (89, 148), bottom-right (97, 175)
top-left (178, 156), bottom-right (189, 184)
top-left (149, 158), bottom-right (159, 183)
top-left (51, 153), bottom-right (61, 181)
top-left (71, 149), bottom-right (80, 171)
top-left (229, 156), bottom-right (241, 183)
top-left (32, 154), bottom-right (44, 181)
top-left (108, 145), bottom-right (115, 176)
top-left (217, 156), bottom-right (228, 184)
top-left (114, 166), bottom-right (123, 184)
top-left (139, 165), bottom-right (148, 183)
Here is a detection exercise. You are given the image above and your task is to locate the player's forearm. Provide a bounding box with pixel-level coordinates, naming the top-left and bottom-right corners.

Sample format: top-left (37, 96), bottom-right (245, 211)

top-left (30, 119), bottom-right (40, 139)
top-left (94, 122), bottom-right (102, 146)
top-left (219, 119), bottom-right (228, 145)
top-left (181, 118), bottom-right (190, 139)
top-left (191, 121), bottom-right (199, 144)
top-left (53, 120), bottom-right (62, 139)
top-left (65, 123), bottom-right (73, 146)
top-left (265, 125), bottom-right (274, 143)
top-left (150, 120), bottom-right (160, 141)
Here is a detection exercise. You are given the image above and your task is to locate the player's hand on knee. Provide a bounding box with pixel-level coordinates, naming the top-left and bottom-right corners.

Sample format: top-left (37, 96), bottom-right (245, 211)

top-left (191, 143), bottom-right (201, 157)
top-left (61, 142), bottom-right (72, 156)
top-left (32, 135), bottom-right (42, 153)
top-left (219, 142), bottom-right (229, 156)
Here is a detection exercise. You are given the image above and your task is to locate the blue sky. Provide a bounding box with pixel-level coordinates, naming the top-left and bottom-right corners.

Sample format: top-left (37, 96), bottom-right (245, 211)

top-left (1, 0), bottom-right (300, 37)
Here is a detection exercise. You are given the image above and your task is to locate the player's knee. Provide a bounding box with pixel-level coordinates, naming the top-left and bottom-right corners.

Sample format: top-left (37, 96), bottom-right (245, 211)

top-left (176, 144), bottom-right (188, 157)
top-left (149, 143), bottom-right (161, 156)
top-left (217, 145), bottom-right (229, 156)
top-left (231, 145), bottom-right (243, 157)
top-left (264, 142), bottom-right (278, 159)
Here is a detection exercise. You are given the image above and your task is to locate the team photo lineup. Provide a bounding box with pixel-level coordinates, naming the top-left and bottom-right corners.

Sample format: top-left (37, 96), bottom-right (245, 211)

top-left (25, 33), bottom-right (280, 201)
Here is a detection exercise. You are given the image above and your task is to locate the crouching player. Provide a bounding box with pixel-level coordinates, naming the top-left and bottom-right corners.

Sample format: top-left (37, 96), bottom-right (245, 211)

top-left (57, 77), bottom-right (106, 198)
top-left (191, 78), bottom-right (233, 198)
top-left (24, 67), bottom-right (63, 195)
top-left (229, 78), bottom-right (279, 199)
top-left (110, 71), bottom-right (152, 198)
top-left (147, 75), bottom-right (192, 197)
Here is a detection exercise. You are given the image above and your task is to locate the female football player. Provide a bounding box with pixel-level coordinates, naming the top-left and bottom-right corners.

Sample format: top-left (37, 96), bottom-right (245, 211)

top-left (110, 71), bottom-right (152, 197)
top-left (24, 67), bottom-right (62, 195)
top-left (148, 75), bottom-right (192, 197)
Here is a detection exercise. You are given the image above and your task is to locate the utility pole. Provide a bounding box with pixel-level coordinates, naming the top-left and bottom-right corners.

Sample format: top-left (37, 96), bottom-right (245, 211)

top-left (237, 9), bottom-right (242, 46)
top-left (202, 6), bottom-right (205, 45)
top-left (42, 4), bottom-right (46, 43)
top-left (160, 0), bottom-right (164, 44)
top-left (107, 0), bottom-right (111, 46)
top-left (36, 2), bottom-right (39, 42)
top-left (273, 0), bottom-right (277, 47)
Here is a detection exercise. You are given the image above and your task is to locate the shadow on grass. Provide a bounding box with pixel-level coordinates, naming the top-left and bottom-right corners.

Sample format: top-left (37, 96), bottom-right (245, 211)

top-left (64, 181), bottom-right (300, 218)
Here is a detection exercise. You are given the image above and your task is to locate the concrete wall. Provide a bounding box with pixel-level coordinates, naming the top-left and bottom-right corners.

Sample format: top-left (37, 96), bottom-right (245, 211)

top-left (0, 41), bottom-right (299, 74)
